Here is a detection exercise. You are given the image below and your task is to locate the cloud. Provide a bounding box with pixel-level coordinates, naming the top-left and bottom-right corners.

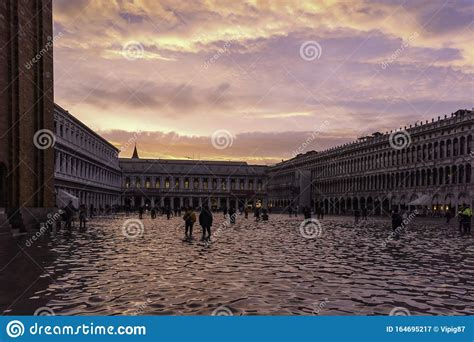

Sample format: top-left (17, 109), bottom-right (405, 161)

top-left (52, 0), bottom-right (474, 163)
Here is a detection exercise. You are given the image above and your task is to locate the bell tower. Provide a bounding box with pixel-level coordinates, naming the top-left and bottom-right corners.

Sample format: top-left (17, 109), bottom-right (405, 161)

top-left (0, 0), bottom-right (55, 232)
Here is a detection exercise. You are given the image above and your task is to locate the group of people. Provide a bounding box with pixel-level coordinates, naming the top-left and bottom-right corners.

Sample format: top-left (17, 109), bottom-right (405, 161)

top-left (182, 205), bottom-right (270, 242)
top-left (181, 206), bottom-right (213, 242)
top-left (353, 208), bottom-right (369, 224)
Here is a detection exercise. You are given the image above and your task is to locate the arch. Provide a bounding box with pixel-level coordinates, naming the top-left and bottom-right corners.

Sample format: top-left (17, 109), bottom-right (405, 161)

top-left (352, 197), bottom-right (359, 211)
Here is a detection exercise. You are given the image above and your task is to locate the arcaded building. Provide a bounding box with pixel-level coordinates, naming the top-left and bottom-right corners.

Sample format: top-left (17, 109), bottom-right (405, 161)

top-left (305, 109), bottom-right (472, 215)
top-left (53, 104), bottom-right (122, 209)
top-left (120, 148), bottom-right (267, 210)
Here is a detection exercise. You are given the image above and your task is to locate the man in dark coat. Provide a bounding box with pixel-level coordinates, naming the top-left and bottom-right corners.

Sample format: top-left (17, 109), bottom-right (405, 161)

top-left (199, 206), bottom-right (213, 242)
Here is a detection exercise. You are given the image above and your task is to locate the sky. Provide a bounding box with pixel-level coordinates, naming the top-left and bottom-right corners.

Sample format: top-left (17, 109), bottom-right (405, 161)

top-left (52, 0), bottom-right (473, 164)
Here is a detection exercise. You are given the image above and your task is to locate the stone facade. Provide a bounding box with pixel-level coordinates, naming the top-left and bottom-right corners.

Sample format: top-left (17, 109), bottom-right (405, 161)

top-left (120, 155), bottom-right (267, 210)
top-left (53, 104), bottom-right (122, 209)
top-left (268, 109), bottom-right (473, 216)
top-left (0, 0), bottom-right (54, 231)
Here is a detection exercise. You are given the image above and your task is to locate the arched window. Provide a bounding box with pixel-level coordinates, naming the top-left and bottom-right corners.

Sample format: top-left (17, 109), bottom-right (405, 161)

top-left (453, 138), bottom-right (459, 156)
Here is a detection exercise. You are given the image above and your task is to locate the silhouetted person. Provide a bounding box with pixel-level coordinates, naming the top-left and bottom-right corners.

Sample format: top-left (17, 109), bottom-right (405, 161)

top-left (446, 209), bottom-right (453, 224)
top-left (254, 207), bottom-right (261, 222)
top-left (79, 204), bottom-right (87, 229)
top-left (166, 206), bottom-right (171, 220)
top-left (460, 205), bottom-right (472, 235)
top-left (223, 206), bottom-right (228, 218)
top-left (303, 206), bottom-right (311, 219)
top-left (354, 209), bottom-right (360, 224)
top-left (89, 204), bottom-right (94, 219)
top-left (229, 207), bottom-right (236, 224)
top-left (151, 207), bottom-right (157, 219)
top-left (183, 207), bottom-right (196, 241)
top-left (138, 206), bottom-right (144, 219)
top-left (391, 209), bottom-right (403, 240)
top-left (199, 206), bottom-right (213, 242)
top-left (262, 208), bottom-right (269, 221)
top-left (362, 207), bottom-right (367, 220)
top-left (288, 206), bottom-right (293, 217)
top-left (294, 205), bottom-right (298, 217)
top-left (244, 206), bottom-right (249, 219)
top-left (64, 200), bottom-right (75, 230)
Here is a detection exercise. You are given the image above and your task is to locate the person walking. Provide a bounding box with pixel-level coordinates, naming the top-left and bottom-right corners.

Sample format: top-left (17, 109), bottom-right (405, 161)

top-left (446, 208), bottom-right (453, 224)
top-left (79, 204), bottom-right (87, 229)
top-left (254, 206), bottom-right (261, 222)
top-left (183, 207), bottom-right (197, 241)
top-left (151, 207), bottom-right (157, 219)
top-left (354, 209), bottom-right (360, 224)
top-left (229, 207), bottom-right (236, 224)
top-left (223, 205), bottom-right (228, 218)
top-left (461, 205), bottom-right (472, 235)
top-left (199, 206), bottom-right (213, 242)
top-left (294, 205), bottom-right (298, 217)
top-left (303, 206), bottom-right (311, 219)
top-left (244, 206), bottom-right (249, 219)
top-left (64, 200), bottom-right (75, 231)
top-left (391, 209), bottom-right (403, 240)
top-left (89, 204), bottom-right (94, 219)
top-left (262, 208), bottom-right (269, 221)
top-left (166, 206), bottom-right (171, 220)
top-left (138, 206), bottom-right (144, 219)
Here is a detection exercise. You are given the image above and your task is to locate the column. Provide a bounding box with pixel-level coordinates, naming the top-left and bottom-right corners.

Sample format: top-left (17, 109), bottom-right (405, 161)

top-left (226, 198), bottom-right (230, 208)
top-left (179, 197), bottom-right (183, 207)
top-left (199, 197), bottom-right (203, 207)
top-left (55, 151), bottom-right (60, 171)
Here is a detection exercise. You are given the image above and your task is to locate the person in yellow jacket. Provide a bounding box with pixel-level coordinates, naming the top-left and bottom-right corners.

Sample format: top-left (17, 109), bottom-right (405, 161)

top-left (183, 207), bottom-right (197, 241)
top-left (461, 206), bottom-right (472, 235)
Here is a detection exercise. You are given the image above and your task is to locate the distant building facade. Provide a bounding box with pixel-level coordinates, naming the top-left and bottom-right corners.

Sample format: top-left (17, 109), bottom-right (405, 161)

top-left (120, 150), bottom-right (267, 210)
top-left (268, 109), bottom-right (473, 216)
top-left (53, 105), bottom-right (122, 209)
top-left (51, 106), bottom-right (472, 218)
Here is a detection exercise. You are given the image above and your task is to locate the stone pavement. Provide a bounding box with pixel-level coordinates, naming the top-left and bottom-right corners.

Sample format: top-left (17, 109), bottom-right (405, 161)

top-left (0, 213), bottom-right (472, 316)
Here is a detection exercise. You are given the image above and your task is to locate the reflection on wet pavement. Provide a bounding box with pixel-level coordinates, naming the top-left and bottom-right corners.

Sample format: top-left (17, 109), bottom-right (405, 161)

top-left (1, 214), bottom-right (473, 315)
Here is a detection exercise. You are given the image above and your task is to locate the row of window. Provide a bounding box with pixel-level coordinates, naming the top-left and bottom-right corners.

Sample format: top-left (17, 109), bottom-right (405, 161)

top-left (55, 151), bottom-right (121, 186)
top-left (124, 177), bottom-right (264, 191)
top-left (313, 164), bottom-right (472, 194)
top-left (312, 135), bottom-right (472, 178)
top-left (54, 117), bottom-right (118, 162)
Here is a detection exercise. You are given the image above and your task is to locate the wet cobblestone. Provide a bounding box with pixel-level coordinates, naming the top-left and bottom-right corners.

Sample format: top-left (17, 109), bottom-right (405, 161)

top-left (1, 214), bottom-right (473, 315)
